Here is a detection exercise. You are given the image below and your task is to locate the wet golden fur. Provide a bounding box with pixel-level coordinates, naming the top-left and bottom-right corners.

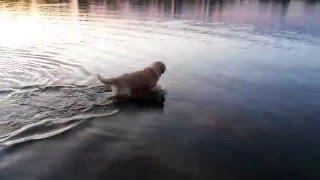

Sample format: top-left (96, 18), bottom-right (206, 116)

top-left (98, 61), bottom-right (166, 97)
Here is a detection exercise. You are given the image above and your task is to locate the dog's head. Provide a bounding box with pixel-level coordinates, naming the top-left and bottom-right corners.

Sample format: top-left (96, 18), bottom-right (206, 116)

top-left (152, 61), bottom-right (166, 75)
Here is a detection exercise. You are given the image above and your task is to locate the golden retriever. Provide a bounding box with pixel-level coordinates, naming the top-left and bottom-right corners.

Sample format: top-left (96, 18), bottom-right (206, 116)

top-left (97, 61), bottom-right (166, 98)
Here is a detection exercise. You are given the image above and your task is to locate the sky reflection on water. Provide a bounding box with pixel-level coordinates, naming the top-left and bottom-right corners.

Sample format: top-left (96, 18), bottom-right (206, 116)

top-left (0, 0), bottom-right (320, 179)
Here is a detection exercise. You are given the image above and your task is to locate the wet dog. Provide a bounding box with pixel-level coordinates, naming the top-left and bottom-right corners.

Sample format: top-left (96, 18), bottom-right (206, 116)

top-left (97, 61), bottom-right (166, 98)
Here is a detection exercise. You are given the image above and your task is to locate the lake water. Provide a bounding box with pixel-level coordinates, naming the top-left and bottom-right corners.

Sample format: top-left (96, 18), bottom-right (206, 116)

top-left (0, 0), bottom-right (320, 179)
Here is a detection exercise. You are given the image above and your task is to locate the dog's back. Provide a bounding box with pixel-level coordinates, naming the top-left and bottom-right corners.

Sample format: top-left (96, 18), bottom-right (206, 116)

top-left (116, 67), bottom-right (158, 90)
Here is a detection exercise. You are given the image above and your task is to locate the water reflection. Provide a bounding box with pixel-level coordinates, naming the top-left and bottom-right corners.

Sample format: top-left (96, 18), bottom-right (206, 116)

top-left (117, 86), bottom-right (167, 110)
top-left (1, 0), bottom-right (317, 16)
top-left (1, 0), bottom-right (319, 36)
top-left (0, 0), bottom-right (320, 179)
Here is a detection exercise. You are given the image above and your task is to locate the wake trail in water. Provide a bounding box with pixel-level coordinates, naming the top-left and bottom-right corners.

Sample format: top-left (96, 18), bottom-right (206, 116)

top-left (0, 85), bottom-right (118, 147)
top-left (0, 120), bottom-right (84, 146)
top-left (0, 110), bottom-right (119, 146)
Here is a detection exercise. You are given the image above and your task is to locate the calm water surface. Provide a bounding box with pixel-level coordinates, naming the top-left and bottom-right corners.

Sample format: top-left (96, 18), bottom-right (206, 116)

top-left (0, 0), bottom-right (320, 179)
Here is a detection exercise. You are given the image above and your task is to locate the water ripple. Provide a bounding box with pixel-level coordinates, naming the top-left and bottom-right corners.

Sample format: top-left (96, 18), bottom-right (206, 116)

top-left (0, 85), bottom-right (118, 146)
top-left (0, 109), bottom-right (119, 146)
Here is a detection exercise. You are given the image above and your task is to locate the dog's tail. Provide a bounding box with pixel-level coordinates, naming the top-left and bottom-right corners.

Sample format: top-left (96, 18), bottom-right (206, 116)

top-left (97, 74), bottom-right (115, 85)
